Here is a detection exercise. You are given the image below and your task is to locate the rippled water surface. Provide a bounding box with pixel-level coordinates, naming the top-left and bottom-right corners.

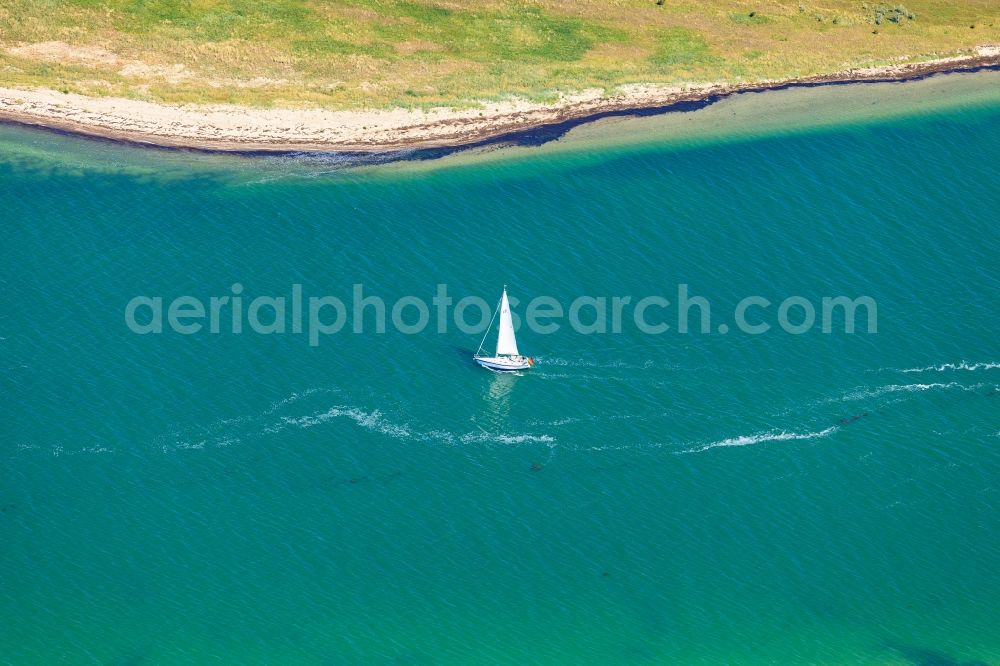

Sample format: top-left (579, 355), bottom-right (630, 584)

top-left (2, 73), bottom-right (999, 664)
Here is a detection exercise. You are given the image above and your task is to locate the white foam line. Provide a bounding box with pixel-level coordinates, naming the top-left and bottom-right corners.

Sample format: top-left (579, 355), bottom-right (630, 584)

top-left (157, 387), bottom-right (339, 450)
top-left (79, 446), bottom-right (112, 454)
top-left (279, 406), bottom-right (555, 447)
top-left (900, 361), bottom-right (1000, 373)
top-left (281, 406), bottom-right (412, 439)
top-left (24, 445), bottom-right (115, 456)
top-left (540, 357), bottom-right (638, 369)
top-left (422, 429), bottom-right (457, 445)
top-left (458, 432), bottom-right (556, 446)
top-left (840, 382), bottom-right (991, 401)
top-left (212, 388), bottom-right (329, 429)
top-left (679, 426), bottom-right (838, 454)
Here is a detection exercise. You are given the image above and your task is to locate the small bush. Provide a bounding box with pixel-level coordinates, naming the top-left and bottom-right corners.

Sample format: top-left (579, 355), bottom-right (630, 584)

top-left (730, 12), bottom-right (769, 25)
top-left (871, 4), bottom-right (915, 25)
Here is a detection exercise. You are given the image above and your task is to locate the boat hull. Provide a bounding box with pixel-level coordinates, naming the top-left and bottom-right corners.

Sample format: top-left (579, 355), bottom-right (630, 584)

top-left (474, 356), bottom-right (532, 372)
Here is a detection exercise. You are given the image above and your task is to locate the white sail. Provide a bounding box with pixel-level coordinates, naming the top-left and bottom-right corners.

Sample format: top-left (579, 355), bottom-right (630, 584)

top-left (495, 288), bottom-right (520, 356)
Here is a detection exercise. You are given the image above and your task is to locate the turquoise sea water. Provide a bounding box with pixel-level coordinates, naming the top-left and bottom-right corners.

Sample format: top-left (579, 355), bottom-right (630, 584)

top-left (2, 74), bottom-right (1000, 664)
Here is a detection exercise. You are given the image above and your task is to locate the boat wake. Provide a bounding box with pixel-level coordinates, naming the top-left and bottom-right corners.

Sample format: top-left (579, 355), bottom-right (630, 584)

top-left (49, 362), bottom-right (1000, 460)
top-left (273, 406), bottom-right (413, 439)
top-left (539, 356), bottom-right (647, 370)
top-left (835, 381), bottom-right (995, 402)
top-left (153, 387), bottom-right (340, 452)
top-left (570, 425), bottom-right (841, 455)
top-left (154, 388), bottom-right (555, 453)
top-left (899, 361), bottom-right (1000, 373)
top-left (457, 432), bottom-right (555, 445)
top-left (676, 427), bottom-right (839, 454)
top-left (870, 360), bottom-right (1000, 374)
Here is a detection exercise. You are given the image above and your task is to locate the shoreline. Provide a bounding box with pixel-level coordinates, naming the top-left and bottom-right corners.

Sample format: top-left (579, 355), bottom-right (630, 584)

top-left (1, 47), bottom-right (999, 156)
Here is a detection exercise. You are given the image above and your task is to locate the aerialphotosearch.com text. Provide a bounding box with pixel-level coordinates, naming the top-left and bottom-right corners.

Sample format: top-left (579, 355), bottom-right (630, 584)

top-left (124, 283), bottom-right (877, 346)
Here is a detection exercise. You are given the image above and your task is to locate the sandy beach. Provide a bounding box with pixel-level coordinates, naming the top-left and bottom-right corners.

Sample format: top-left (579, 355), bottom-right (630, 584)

top-left (1, 46), bottom-right (998, 153)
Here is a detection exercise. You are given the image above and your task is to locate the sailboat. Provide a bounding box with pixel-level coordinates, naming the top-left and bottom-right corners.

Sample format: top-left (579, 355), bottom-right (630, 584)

top-left (474, 286), bottom-right (535, 372)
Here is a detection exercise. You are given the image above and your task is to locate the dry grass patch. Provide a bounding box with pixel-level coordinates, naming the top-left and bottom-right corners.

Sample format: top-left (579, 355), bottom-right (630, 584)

top-left (0, 0), bottom-right (996, 108)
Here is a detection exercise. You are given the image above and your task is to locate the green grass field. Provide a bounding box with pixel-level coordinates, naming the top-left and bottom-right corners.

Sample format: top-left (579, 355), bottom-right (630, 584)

top-left (1, 0), bottom-right (997, 109)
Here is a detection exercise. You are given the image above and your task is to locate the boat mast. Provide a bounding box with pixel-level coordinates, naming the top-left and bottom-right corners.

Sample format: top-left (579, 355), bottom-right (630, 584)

top-left (475, 288), bottom-right (504, 357)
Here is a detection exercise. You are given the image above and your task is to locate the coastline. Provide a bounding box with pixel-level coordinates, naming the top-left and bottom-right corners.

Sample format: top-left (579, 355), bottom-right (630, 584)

top-left (1, 46), bottom-right (998, 155)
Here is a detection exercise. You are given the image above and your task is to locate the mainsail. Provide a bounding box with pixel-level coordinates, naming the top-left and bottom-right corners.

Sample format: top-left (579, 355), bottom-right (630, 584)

top-left (495, 288), bottom-right (520, 356)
